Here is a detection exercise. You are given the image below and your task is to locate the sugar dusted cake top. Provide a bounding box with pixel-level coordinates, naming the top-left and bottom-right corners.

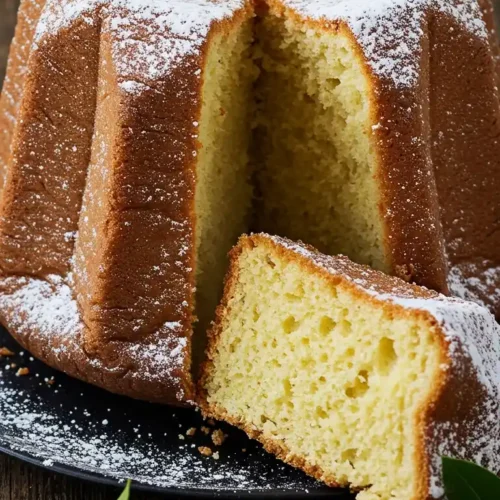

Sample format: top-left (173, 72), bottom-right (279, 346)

top-left (279, 0), bottom-right (488, 87)
top-left (34, 0), bottom-right (490, 90)
top-left (34, 0), bottom-right (248, 92)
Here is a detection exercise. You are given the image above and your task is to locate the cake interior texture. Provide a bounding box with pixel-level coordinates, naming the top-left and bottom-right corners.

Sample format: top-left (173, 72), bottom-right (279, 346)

top-left (194, 17), bottom-right (256, 351)
top-left (253, 7), bottom-right (387, 271)
top-left (194, 3), bottom-right (388, 336)
top-left (203, 240), bottom-right (442, 499)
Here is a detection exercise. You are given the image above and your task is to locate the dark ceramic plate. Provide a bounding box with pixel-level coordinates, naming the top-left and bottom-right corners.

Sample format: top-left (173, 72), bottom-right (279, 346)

top-left (0, 326), bottom-right (352, 498)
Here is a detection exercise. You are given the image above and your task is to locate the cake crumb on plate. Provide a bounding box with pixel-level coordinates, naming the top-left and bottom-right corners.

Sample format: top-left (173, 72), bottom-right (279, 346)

top-left (198, 446), bottom-right (212, 457)
top-left (211, 429), bottom-right (227, 446)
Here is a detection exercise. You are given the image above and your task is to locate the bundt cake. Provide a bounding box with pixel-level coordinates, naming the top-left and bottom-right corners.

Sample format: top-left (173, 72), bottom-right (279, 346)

top-left (200, 233), bottom-right (500, 500)
top-left (0, 0), bottom-right (499, 404)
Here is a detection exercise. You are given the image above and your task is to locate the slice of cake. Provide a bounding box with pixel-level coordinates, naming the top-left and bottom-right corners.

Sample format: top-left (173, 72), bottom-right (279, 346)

top-left (200, 234), bottom-right (500, 499)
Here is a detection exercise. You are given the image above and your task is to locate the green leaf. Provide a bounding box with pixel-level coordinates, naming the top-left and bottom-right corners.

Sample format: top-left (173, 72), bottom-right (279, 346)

top-left (442, 457), bottom-right (500, 500)
top-left (117, 479), bottom-right (132, 500)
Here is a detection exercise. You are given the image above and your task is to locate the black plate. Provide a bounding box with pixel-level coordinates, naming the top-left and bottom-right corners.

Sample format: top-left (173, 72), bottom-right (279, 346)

top-left (0, 326), bottom-right (352, 498)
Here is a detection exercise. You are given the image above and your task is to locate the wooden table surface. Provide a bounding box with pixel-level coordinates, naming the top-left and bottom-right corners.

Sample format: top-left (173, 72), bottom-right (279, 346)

top-left (2, 0), bottom-right (500, 499)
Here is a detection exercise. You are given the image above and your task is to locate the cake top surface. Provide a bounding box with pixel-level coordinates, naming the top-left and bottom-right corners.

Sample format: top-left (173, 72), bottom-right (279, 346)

top-left (280, 0), bottom-right (488, 87)
top-left (266, 233), bottom-right (438, 299)
top-left (34, 0), bottom-right (247, 92)
top-left (33, 0), bottom-right (489, 90)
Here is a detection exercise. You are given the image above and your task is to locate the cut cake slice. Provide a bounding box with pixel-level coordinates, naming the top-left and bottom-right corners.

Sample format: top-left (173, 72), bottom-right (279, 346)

top-left (200, 234), bottom-right (500, 500)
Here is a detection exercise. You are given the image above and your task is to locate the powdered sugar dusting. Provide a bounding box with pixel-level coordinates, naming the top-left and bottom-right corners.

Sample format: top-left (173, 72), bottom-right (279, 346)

top-left (109, 0), bottom-right (245, 86)
top-left (0, 344), bottom-right (320, 492)
top-left (389, 295), bottom-right (500, 392)
top-left (448, 263), bottom-right (500, 311)
top-left (34, 0), bottom-right (100, 46)
top-left (0, 275), bottom-right (82, 339)
top-left (118, 80), bottom-right (149, 94)
top-left (34, 0), bottom-right (247, 91)
top-left (282, 0), bottom-right (487, 87)
top-left (420, 293), bottom-right (500, 497)
top-left (32, 0), bottom-right (488, 90)
top-left (0, 275), bottom-right (189, 400)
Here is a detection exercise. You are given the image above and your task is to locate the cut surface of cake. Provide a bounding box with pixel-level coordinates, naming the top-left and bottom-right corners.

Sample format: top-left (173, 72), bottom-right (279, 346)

top-left (200, 234), bottom-right (500, 499)
top-left (1, 0), bottom-right (500, 404)
top-left (252, 0), bottom-right (500, 314)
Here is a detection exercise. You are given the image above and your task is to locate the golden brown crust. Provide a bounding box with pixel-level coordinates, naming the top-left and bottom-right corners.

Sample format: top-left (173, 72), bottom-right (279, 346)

top-left (0, 0), bottom-right (253, 404)
top-left (0, 0), bottom-right (47, 191)
top-left (199, 234), bottom-right (499, 498)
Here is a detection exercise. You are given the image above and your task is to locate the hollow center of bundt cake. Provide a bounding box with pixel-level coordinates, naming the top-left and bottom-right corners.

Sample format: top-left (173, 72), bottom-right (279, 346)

top-left (204, 243), bottom-right (442, 499)
top-left (193, 3), bottom-right (388, 349)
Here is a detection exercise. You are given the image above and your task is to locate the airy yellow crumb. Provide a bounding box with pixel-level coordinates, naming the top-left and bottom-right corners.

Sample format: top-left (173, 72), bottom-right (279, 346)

top-left (203, 235), bottom-right (442, 499)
